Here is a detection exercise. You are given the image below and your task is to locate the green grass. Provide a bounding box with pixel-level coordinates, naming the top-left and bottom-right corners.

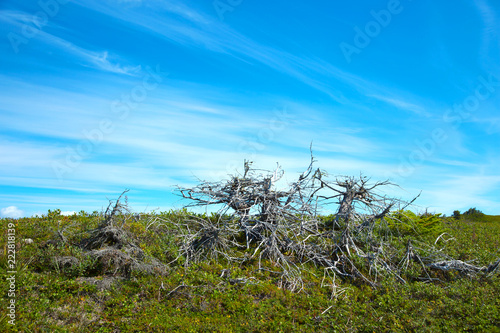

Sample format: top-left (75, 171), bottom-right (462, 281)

top-left (1, 211), bottom-right (499, 332)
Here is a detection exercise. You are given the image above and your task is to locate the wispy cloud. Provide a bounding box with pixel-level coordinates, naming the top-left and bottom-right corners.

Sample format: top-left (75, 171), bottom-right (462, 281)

top-left (474, 0), bottom-right (499, 66)
top-left (41, 33), bottom-right (142, 75)
top-left (0, 10), bottom-right (39, 25)
top-left (422, 174), bottom-right (500, 214)
top-left (367, 94), bottom-right (431, 117)
top-left (1, 9), bottom-right (141, 75)
top-left (74, 0), bottom-right (425, 107)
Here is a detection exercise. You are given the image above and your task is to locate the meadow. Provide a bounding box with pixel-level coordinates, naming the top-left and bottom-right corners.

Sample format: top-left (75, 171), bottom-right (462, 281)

top-left (1, 207), bottom-right (499, 332)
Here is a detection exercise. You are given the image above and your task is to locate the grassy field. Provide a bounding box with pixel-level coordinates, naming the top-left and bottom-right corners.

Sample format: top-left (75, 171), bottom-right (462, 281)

top-left (1, 210), bottom-right (499, 332)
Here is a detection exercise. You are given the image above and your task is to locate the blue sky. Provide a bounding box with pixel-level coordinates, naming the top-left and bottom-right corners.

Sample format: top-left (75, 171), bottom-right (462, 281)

top-left (0, 0), bottom-right (499, 218)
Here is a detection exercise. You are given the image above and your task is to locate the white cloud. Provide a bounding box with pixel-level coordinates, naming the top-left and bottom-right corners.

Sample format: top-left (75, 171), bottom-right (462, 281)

top-left (61, 211), bottom-right (77, 216)
top-left (1, 206), bottom-right (24, 218)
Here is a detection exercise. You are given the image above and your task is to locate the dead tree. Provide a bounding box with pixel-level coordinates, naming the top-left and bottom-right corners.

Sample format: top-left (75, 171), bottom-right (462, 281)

top-left (174, 158), bottom-right (323, 290)
top-left (45, 190), bottom-right (167, 279)
top-left (174, 156), bottom-right (499, 290)
top-left (178, 160), bottom-right (310, 224)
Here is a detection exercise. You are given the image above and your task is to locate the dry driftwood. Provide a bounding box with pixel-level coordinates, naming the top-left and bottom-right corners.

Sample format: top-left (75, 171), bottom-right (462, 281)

top-left (174, 155), bottom-right (499, 291)
top-left (51, 190), bottom-right (167, 279)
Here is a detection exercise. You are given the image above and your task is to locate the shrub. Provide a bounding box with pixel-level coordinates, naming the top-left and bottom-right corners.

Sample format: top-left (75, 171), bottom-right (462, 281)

top-left (463, 207), bottom-right (484, 217)
top-left (388, 210), bottom-right (445, 240)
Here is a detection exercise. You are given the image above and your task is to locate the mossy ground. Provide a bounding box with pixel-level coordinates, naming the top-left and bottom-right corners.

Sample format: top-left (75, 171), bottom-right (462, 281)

top-left (1, 211), bottom-right (499, 332)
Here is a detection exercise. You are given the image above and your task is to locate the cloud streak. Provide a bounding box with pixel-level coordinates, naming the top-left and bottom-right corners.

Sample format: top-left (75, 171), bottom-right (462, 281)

top-left (75, 0), bottom-right (432, 110)
top-left (1, 9), bottom-right (141, 75)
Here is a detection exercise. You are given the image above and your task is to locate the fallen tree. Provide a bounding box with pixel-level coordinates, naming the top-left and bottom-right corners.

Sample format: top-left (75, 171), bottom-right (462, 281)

top-left (169, 155), bottom-right (499, 291)
top-left (47, 190), bottom-right (167, 282)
